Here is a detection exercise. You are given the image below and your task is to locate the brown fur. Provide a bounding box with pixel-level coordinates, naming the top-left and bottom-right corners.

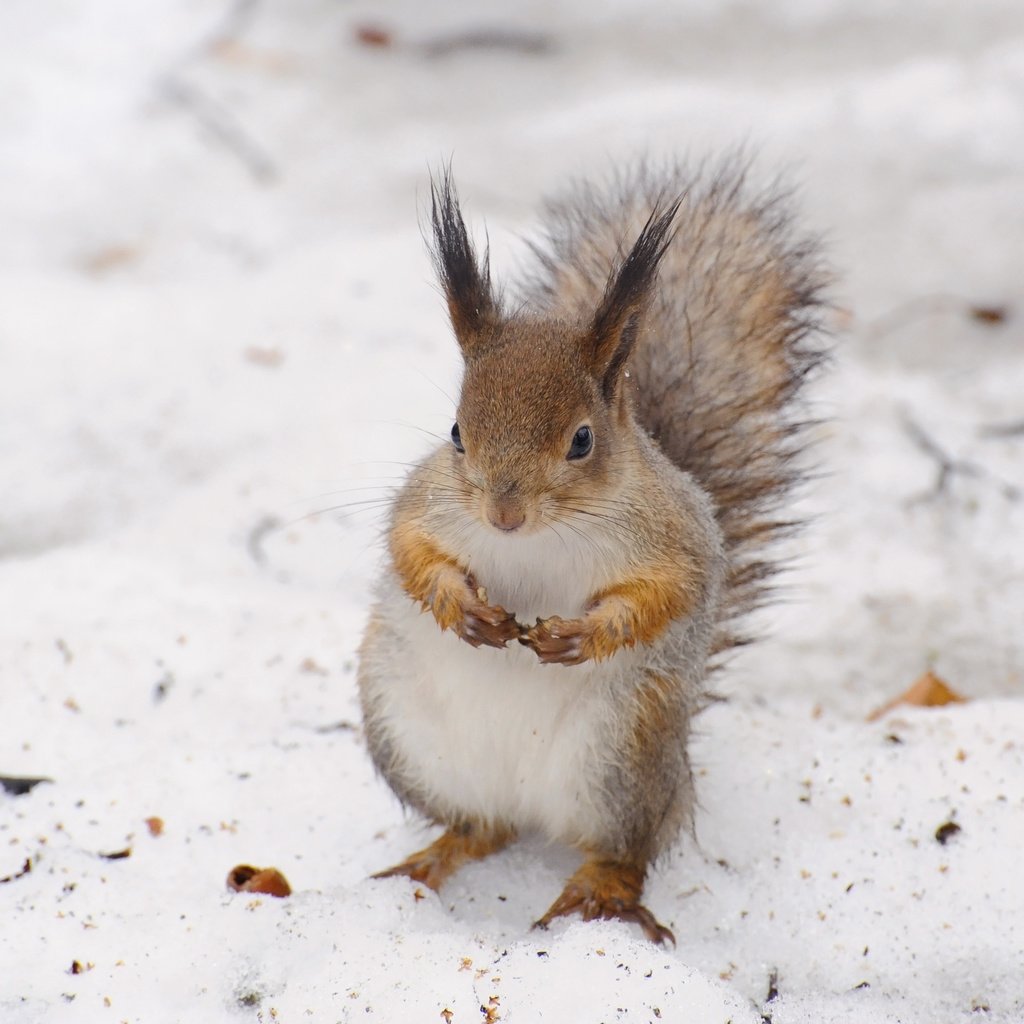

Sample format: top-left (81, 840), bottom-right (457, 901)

top-left (628, 672), bottom-right (678, 755)
top-left (520, 567), bottom-right (702, 665)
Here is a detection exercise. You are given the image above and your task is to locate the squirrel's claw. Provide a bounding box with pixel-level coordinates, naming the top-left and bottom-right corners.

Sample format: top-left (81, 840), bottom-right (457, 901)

top-left (533, 901), bottom-right (675, 947)
top-left (533, 864), bottom-right (675, 946)
top-left (458, 596), bottom-right (523, 650)
top-left (431, 572), bottom-right (522, 650)
top-left (372, 824), bottom-right (514, 892)
top-left (520, 616), bottom-right (589, 666)
top-left (460, 609), bottom-right (521, 649)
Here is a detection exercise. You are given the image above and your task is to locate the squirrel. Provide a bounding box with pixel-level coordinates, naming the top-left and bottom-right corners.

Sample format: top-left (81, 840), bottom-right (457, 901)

top-left (357, 158), bottom-right (826, 944)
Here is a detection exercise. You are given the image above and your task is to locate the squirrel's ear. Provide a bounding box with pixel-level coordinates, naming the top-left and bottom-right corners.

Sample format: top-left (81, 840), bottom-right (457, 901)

top-left (588, 201), bottom-right (680, 398)
top-left (429, 169), bottom-right (498, 352)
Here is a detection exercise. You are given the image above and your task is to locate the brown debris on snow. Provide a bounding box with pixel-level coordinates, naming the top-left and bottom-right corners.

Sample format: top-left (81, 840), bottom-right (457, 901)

top-left (227, 864), bottom-right (292, 898)
top-left (867, 670), bottom-right (967, 722)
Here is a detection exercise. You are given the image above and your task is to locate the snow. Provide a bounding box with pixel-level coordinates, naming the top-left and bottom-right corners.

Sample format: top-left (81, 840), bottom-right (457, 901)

top-left (2, 1), bottom-right (1023, 1021)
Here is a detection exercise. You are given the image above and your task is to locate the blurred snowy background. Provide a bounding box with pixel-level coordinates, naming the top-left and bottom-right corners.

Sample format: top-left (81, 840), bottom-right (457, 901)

top-left (1, 1), bottom-right (1022, 1021)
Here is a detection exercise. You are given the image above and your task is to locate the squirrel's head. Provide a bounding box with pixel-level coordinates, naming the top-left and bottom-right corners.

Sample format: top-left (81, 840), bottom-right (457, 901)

top-left (429, 169), bottom-right (678, 536)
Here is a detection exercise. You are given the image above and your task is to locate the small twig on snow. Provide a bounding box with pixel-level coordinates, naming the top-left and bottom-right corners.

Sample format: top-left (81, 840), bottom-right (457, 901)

top-left (157, 0), bottom-right (279, 184)
top-left (901, 414), bottom-right (1019, 504)
top-left (865, 295), bottom-right (1009, 342)
top-left (159, 76), bottom-right (278, 183)
top-left (420, 28), bottom-right (555, 58)
top-left (208, 0), bottom-right (264, 50)
top-left (979, 419), bottom-right (1024, 439)
top-left (247, 515), bottom-right (282, 565)
top-left (761, 968), bottom-right (780, 1023)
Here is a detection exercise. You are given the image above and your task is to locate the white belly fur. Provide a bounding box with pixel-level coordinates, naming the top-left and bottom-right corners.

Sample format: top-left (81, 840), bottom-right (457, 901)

top-left (447, 513), bottom-right (623, 623)
top-left (365, 522), bottom-right (638, 845)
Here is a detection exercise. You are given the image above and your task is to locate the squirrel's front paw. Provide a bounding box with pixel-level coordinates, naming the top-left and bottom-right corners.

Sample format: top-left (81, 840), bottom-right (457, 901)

top-left (431, 574), bottom-right (521, 650)
top-left (459, 596), bottom-right (522, 649)
top-left (520, 616), bottom-right (590, 666)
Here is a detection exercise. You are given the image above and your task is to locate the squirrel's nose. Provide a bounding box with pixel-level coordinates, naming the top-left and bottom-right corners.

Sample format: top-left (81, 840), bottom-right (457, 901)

top-left (486, 497), bottom-right (526, 533)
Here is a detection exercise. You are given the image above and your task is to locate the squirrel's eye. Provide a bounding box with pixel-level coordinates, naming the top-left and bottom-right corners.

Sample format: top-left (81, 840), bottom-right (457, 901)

top-left (567, 425), bottom-right (593, 460)
top-left (451, 422), bottom-right (465, 453)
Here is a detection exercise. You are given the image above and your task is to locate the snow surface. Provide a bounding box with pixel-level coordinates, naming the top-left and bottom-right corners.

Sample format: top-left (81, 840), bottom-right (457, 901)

top-left (2, 1), bottom-right (1023, 1021)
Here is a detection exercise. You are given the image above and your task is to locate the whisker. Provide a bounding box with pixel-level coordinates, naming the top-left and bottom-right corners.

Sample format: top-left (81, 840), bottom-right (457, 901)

top-left (541, 509), bottom-right (611, 557)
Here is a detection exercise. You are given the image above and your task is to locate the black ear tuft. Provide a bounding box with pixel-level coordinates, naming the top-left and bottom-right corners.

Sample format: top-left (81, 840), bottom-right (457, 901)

top-left (430, 166), bottom-right (498, 350)
top-left (590, 199), bottom-right (681, 398)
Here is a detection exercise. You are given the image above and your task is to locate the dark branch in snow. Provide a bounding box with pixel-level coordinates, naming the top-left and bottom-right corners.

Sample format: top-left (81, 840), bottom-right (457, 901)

top-left (421, 29), bottom-right (555, 59)
top-left (901, 414), bottom-right (1020, 504)
top-left (0, 858), bottom-right (32, 885)
top-left (159, 76), bottom-right (279, 184)
top-left (979, 419), bottom-right (1024, 439)
top-left (157, 0), bottom-right (278, 184)
top-left (760, 969), bottom-right (780, 1022)
top-left (208, 0), bottom-right (264, 49)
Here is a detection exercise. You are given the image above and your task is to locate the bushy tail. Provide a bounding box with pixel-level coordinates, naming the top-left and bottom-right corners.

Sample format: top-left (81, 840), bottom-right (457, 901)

top-left (522, 158), bottom-right (829, 657)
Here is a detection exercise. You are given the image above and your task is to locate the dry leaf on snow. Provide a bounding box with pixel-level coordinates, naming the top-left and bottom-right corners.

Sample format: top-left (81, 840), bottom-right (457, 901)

top-left (867, 670), bottom-right (966, 722)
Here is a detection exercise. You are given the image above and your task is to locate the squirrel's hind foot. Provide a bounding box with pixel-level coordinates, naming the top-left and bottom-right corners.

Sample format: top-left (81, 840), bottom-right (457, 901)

top-left (534, 857), bottom-right (675, 946)
top-left (372, 822), bottom-right (514, 892)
